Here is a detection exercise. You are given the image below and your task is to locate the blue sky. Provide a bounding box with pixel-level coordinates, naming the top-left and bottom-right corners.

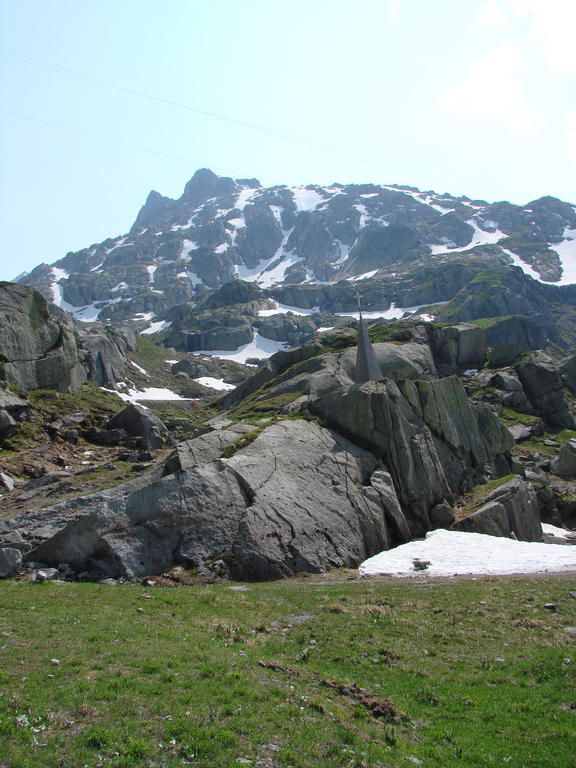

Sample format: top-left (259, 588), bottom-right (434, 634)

top-left (1, 0), bottom-right (574, 282)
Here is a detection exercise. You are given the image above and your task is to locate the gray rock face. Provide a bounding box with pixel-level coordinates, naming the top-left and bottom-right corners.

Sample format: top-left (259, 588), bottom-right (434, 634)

top-left (311, 377), bottom-right (513, 534)
top-left (369, 470), bottom-right (412, 544)
top-left (516, 351), bottom-right (575, 428)
top-left (79, 325), bottom-right (136, 388)
top-left (429, 323), bottom-right (487, 373)
top-left (226, 421), bottom-right (386, 580)
top-left (482, 477), bottom-right (542, 541)
top-left (453, 501), bottom-right (511, 537)
top-left (1, 420), bottom-right (393, 580)
top-left (483, 315), bottom-right (547, 352)
top-left (0, 282), bottom-right (86, 392)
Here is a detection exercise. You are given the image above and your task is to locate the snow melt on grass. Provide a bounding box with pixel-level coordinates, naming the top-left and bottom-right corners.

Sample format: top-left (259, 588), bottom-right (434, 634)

top-left (193, 376), bottom-right (236, 391)
top-left (359, 528), bottom-right (576, 578)
top-left (193, 331), bottom-right (288, 364)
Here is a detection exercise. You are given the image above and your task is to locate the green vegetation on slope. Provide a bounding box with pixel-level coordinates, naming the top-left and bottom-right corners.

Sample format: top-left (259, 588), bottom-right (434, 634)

top-left (0, 575), bottom-right (574, 768)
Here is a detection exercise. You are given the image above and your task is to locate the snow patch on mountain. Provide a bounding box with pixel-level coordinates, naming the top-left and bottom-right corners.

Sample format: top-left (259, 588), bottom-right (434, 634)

top-left (50, 267), bottom-right (69, 305)
top-left (429, 220), bottom-right (505, 255)
top-left (193, 330), bottom-right (288, 364)
top-left (551, 227), bottom-right (576, 286)
top-left (104, 385), bottom-right (193, 404)
top-left (235, 187), bottom-right (259, 210)
top-left (141, 320), bottom-right (172, 335)
top-left (130, 361), bottom-right (149, 376)
top-left (501, 249), bottom-right (542, 281)
top-left (193, 376), bottom-right (236, 391)
top-left (258, 302), bottom-right (319, 317)
top-left (257, 253), bottom-right (303, 288)
top-left (349, 269), bottom-right (379, 282)
top-left (337, 300), bottom-right (449, 321)
top-left (180, 239), bottom-right (198, 260)
top-left (146, 265), bottom-right (157, 287)
top-left (292, 187), bottom-right (325, 212)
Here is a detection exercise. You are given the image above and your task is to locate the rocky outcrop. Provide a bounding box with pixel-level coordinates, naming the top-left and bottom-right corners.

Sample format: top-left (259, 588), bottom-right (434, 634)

top-left (482, 315), bottom-right (547, 352)
top-left (0, 387), bottom-right (31, 441)
top-left (311, 376), bottom-right (514, 535)
top-left (428, 323), bottom-right (487, 373)
top-left (79, 325), bottom-right (137, 388)
top-left (453, 477), bottom-right (542, 541)
top-left (223, 338), bottom-right (436, 409)
top-left (0, 282), bottom-right (86, 392)
top-left (0, 420), bottom-right (393, 580)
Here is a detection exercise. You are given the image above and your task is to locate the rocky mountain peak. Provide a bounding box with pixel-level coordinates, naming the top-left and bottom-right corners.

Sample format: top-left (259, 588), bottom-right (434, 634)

top-left (179, 167), bottom-right (238, 206)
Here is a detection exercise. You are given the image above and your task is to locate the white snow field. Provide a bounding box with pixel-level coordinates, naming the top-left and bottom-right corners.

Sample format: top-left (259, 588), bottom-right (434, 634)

top-left (102, 386), bottom-right (194, 405)
top-left (192, 331), bottom-right (288, 364)
top-left (359, 527), bottom-right (576, 578)
top-left (193, 376), bottom-right (236, 391)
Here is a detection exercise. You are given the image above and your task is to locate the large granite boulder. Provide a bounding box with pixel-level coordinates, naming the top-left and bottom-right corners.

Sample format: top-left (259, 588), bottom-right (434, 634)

top-left (552, 440), bottom-right (576, 478)
top-left (0, 282), bottom-right (86, 392)
top-left (107, 404), bottom-right (167, 449)
top-left (0, 420), bottom-right (393, 580)
top-left (428, 323), bottom-right (487, 373)
top-left (516, 351), bottom-right (575, 428)
top-left (453, 477), bottom-right (542, 541)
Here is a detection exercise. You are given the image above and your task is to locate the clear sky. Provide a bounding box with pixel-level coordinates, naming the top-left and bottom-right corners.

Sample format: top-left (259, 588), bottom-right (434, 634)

top-left (0, 0), bottom-right (574, 282)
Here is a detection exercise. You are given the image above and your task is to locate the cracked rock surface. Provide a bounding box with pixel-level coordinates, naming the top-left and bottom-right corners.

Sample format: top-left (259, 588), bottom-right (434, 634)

top-left (0, 420), bottom-right (391, 580)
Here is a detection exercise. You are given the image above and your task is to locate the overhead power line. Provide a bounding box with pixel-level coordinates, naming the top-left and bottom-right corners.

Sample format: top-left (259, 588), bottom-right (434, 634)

top-left (0, 46), bottom-right (465, 190)
top-left (0, 108), bottom-right (247, 179)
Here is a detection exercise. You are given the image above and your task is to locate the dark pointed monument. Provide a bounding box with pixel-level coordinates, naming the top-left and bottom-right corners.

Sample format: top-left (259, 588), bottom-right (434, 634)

top-left (354, 292), bottom-right (382, 384)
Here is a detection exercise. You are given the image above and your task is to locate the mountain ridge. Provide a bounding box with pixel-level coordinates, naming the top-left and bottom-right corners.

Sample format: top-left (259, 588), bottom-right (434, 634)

top-left (14, 168), bottom-right (576, 358)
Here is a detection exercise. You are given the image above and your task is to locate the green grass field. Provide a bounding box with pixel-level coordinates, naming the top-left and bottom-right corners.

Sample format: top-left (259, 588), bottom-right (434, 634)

top-left (1, 573), bottom-right (574, 768)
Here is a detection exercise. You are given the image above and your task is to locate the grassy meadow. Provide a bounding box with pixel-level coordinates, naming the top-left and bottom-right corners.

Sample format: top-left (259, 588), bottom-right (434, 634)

top-left (0, 573), bottom-right (574, 768)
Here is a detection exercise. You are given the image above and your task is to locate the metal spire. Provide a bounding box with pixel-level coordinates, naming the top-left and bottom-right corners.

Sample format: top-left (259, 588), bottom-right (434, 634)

top-left (354, 290), bottom-right (382, 384)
